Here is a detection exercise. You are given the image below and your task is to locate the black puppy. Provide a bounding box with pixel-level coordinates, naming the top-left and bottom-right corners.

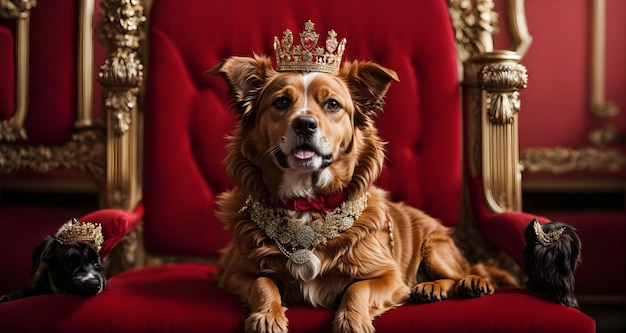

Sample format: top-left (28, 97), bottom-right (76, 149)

top-left (0, 220), bottom-right (106, 302)
top-left (523, 219), bottom-right (582, 308)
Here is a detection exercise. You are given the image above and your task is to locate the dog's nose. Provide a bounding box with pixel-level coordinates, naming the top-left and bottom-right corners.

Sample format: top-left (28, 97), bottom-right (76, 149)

top-left (292, 116), bottom-right (318, 136)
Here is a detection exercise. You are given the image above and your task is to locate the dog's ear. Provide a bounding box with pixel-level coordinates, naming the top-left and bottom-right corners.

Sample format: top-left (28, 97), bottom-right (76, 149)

top-left (566, 227), bottom-right (582, 271)
top-left (30, 235), bottom-right (59, 283)
top-left (206, 55), bottom-right (276, 119)
top-left (339, 61), bottom-right (399, 119)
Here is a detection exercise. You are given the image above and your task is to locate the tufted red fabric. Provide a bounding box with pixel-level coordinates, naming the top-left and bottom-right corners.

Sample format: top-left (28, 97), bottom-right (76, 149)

top-left (79, 205), bottom-right (144, 258)
top-left (0, 263), bottom-right (595, 333)
top-left (143, 0), bottom-right (462, 257)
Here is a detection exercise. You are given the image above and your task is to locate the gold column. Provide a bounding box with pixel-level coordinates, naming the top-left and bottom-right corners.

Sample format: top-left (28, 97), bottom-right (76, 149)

top-left (0, 0), bottom-right (37, 141)
top-left (75, 0), bottom-right (95, 128)
top-left (98, 0), bottom-right (145, 210)
top-left (475, 51), bottom-right (528, 213)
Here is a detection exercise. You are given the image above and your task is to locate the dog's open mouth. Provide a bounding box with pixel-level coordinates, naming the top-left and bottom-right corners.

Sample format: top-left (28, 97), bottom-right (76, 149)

top-left (293, 146), bottom-right (316, 160)
top-left (274, 145), bottom-right (333, 170)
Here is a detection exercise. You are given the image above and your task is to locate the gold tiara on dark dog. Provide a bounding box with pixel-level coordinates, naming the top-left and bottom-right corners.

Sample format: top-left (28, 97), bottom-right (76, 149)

top-left (532, 220), bottom-right (565, 246)
top-left (273, 20), bottom-right (346, 74)
top-left (56, 218), bottom-right (104, 252)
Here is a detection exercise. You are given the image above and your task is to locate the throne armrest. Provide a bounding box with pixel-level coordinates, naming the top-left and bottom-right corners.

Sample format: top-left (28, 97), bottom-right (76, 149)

top-left (479, 211), bottom-right (549, 268)
top-left (78, 202), bottom-right (144, 258)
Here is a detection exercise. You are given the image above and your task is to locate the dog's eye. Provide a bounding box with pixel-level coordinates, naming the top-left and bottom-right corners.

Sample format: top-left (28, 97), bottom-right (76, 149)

top-left (323, 99), bottom-right (341, 112)
top-left (273, 96), bottom-right (290, 111)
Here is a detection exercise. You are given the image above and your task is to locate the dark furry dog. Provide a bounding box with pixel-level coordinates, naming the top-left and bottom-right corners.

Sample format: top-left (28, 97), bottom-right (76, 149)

top-left (0, 220), bottom-right (106, 302)
top-left (522, 219), bottom-right (581, 308)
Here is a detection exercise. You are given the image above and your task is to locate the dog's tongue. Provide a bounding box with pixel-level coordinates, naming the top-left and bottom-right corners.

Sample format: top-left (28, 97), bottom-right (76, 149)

top-left (294, 148), bottom-right (316, 160)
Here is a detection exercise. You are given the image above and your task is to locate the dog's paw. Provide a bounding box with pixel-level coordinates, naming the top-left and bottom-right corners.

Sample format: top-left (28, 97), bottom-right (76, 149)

top-left (455, 275), bottom-right (494, 298)
top-left (410, 281), bottom-right (450, 303)
top-left (333, 308), bottom-right (375, 333)
top-left (244, 304), bottom-right (288, 333)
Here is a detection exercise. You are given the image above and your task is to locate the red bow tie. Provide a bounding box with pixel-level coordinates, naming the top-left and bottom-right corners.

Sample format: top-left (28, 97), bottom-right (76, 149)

top-left (274, 191), bottom-right (348, 212)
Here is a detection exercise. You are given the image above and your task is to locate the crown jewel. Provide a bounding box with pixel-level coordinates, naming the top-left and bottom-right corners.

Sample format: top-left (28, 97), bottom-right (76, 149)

top-left (56, 218), bottom-right (104, 252)
top-left (273, 20), bottom-right (347, 74)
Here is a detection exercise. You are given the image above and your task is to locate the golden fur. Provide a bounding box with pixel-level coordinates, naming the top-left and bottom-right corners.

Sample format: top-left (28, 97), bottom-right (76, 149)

top-left (207, 56), bottom-right (518, 333)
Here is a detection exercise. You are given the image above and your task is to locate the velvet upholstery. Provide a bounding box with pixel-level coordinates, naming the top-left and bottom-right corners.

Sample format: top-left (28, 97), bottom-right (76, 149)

top-left (143, 0), bottom-right (462, 258)
top-left (0, 0), bottom-right (596, 331)
top-left (0, 262), bottom-right (595, 333)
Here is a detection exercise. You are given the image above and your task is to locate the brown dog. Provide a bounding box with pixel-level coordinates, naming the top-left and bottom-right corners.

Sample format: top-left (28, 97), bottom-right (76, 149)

top-left (207, 24), bottom-right (517, 333)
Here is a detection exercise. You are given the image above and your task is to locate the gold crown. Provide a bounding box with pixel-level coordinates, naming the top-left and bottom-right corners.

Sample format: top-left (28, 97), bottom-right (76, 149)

top-left (273, 20), bottom-right (347, 74)
top-left (56, 218), bottom-right (104, 252)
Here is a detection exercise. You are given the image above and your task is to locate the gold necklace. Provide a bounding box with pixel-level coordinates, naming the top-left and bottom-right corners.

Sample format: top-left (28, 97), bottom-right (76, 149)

top-left (240, 194), bottom-right (368, 264)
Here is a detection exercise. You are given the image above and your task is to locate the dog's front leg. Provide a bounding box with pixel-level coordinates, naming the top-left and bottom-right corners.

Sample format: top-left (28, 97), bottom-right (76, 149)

top-left (224, 274), bottom-right (288, 333)
top-left (333, 273), bottom-right (408, 333)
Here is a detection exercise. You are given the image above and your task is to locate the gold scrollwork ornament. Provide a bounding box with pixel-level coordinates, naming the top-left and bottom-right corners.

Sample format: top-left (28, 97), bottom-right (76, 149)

top-left (0, 0), bottom-right (36, 19)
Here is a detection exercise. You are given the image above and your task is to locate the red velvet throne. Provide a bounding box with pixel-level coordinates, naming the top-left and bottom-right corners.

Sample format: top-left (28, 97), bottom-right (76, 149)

top-left (0, 0), bottom-right (595, 332)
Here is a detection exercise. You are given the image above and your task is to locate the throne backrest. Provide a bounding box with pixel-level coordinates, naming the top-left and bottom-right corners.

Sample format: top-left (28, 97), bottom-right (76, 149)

top-left (0, 0), bottom-right (106, 193)
top-left (142, 0), bottom-right (463, 257)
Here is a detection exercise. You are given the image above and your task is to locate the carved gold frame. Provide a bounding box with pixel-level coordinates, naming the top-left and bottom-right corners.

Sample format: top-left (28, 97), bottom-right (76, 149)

top-left (0, 0), bottom-right (105, 191)
top-left (0, 0), bottom-right (36, 141)
top-left (520, 0), bottom-right (625, 184)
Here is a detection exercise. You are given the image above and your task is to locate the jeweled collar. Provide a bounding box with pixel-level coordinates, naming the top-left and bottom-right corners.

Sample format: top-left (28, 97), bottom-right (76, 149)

top-left (240, 192), bottom-right (368, 265)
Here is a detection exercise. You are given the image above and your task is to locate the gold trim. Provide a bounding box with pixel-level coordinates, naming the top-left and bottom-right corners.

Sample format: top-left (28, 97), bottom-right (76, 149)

top-left (588, 124), bottom-right (619, 146)
top-left (100, 50), bottom-right (143, 135)
top-left (506, 0), bottom-right (533, 58)
top-left (590, 0), bottom-right (616, 118)
top-left (479, 61), bottom-right (528, 124)
top-left (448, 0), bottom-right (498, 64)
top-left (98, 0), bottom-right (145, 210)
top-left (0, 0), bottom-right (36, 18)
top-left (589, 0), bottom-right (620, 144)
top-left (0, 0), bottom-right (36, 141)
top-left (0, 128), bottom-right (105, 180)
top-left (75, 0), bottom-right (95, 128)
top-left (475, 51), bottom-right (527, 213)
top-left (521, 147), bottom-right (626, 173)
top-left (455, 2), bottom-right (532, 213)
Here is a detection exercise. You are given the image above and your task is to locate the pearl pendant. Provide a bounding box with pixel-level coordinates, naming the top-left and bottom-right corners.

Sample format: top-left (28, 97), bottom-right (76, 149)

top-left (290, 249), bottom-right (313, 264)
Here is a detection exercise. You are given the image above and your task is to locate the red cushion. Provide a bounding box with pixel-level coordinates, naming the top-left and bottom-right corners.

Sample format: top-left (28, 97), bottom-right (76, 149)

top-left (0, 262), bottom-right (595, 332)
top-left (78, 204), bottom-right (144, 258)
top-left (143, 0), bottom-right (462, 257)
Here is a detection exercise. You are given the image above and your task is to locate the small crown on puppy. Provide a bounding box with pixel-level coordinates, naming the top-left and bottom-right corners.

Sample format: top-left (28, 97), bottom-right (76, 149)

top-left (56, 218), bottom-right (104, 252)
top-left (273, 20), bottom-right (347, 74)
